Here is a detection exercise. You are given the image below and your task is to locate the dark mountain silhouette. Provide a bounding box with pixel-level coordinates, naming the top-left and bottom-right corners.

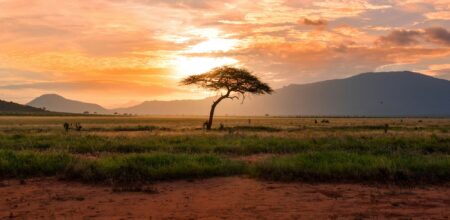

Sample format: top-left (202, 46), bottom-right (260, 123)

top-left (27, 71), bottom-right (450, 116)
top-left (27, 94), bottom-right (110, 114)
top-left (223, 71), bottom-right (450, 116)
top-left (115, 71), bottom-right (450, 116)
top-left (114, 98), bottom-right (215, 115)
top-left (0, 100), bottom-right (51, 115)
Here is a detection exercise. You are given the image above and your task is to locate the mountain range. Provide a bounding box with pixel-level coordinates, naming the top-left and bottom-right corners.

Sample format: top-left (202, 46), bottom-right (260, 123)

top-left (25, 71), bottom-right (450, 116)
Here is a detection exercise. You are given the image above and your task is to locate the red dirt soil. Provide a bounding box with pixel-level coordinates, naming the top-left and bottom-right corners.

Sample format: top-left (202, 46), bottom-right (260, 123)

top-left (0, 177), bottom-right (449, 219)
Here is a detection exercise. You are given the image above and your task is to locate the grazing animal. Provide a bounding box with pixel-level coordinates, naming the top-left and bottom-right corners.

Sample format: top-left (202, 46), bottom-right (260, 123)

top-left (75, 122), bottom-right (82, 131)
top-left (63, 122), bottom-right (69, 132)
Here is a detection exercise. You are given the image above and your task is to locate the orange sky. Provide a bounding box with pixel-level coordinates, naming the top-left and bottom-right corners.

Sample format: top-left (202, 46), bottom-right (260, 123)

top-left (1, 0), bottom-right (449, 107)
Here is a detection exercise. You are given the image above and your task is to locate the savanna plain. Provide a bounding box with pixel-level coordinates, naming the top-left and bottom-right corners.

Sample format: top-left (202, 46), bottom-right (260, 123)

top-left (0, 116), bottom-right (449, 219)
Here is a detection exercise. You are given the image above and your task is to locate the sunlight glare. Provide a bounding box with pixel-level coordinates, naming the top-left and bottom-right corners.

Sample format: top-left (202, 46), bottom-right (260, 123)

top-left (187, 38), bottom-right (239, 53)
top-left (172, 56), bottom-right (238, 79)
top-left (171, 28), bottom-right (240, 79)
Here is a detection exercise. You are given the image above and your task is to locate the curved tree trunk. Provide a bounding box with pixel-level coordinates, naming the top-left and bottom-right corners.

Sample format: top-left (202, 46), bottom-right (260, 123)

top-left (206, 102), bottom-right (218, 130)
top-left (206, 94), bottom-right (229, 130)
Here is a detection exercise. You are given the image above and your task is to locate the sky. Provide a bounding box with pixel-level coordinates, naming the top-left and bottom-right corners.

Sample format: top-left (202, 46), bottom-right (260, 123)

top-left (0, 0), bottom-right (449, 108)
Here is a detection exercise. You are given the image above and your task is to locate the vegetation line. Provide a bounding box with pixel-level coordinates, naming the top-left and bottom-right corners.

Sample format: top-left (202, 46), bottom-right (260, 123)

top-left (1, 134), bottom-right (448, 155)
top-left (1, 150), bottom-right (448, 184)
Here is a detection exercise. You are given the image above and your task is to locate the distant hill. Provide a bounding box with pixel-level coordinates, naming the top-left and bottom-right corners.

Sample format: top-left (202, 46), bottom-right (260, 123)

top-left (115, 71), bottom-right (450, 116)
top-left (26, 71), bottom-right (450, 116)
top-left (0, 100), bottom-right (51, 115)
top-left (27, 94), bottom-right (110, 114)
top-left (113, 98), bottom-right (215, 115)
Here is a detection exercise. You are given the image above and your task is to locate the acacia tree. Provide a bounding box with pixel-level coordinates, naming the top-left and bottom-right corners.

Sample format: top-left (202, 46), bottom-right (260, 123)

top-left (180, 66), bottom-right (273, 130)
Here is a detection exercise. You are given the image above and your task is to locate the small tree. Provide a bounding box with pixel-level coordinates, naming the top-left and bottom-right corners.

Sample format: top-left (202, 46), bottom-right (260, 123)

top-left (180, 66), bottom-right (273, 130)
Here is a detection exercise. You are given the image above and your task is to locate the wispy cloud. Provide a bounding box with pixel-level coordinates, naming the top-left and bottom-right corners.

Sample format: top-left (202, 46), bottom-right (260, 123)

top-left (377, 27), bottom-right (450, 46)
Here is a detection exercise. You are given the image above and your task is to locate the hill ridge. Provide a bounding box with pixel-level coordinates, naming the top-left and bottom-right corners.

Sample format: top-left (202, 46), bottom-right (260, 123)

top-left (24, 71), bottom-right (450, 116)
top-left (28, 94), bottom-right (109, 114)
top-left (0, 99), bottom-right (53, 115)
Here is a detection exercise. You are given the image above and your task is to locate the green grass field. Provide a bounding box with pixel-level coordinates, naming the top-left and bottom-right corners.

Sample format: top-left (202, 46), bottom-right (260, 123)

top-left (0, 116), bottom-right (449, 184)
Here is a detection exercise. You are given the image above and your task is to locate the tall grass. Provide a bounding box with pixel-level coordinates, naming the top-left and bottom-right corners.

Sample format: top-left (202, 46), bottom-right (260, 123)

top-left (0, 150), bottom-right (244, 183)
top-left (1, 133), bottom-right (448, 155)
top-left (1, 150), bottom-right (449, 184)
top-left (67, 153), bottom-right (244, 183)
top-left (252, 152), bottom-right (450, 183)
top-left (0, 150), bottom-right (74, 178)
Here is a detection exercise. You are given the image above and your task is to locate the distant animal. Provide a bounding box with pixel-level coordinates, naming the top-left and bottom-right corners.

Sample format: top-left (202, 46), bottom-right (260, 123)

top-left (75, 122), bottom-right (82, 131)
top-left (321, 119), bottom-right (330, 123)
top-left (63, 122), bottom-right (69, 132)
top-left (384, 124), bottom-right (389, 133)
top-left (202, 121), bottom-right (208, 130)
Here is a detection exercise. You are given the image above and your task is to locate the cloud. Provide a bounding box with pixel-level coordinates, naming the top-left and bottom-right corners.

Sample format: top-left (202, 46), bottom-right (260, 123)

top-left (425, 11), bottom-right (450, 20)
top-left (76, 33), bottom-right (180, 57)
top-left (110, 0), bottom-right (230, 10)
top-left (0, 17), bottom-right (70, 38)
top-left (424, 27), bottom-right (450, 46)
top-left (377, 27), bottom-right (450, 46)
top-left (0, 68), bottom-right (53, 84)
top-left (377, 29), bottom-right (422, 46)
top-left (301, 18), bottom-right (327, 26)
top-left (420, 63), bottom-right (450, 80)
top-left (0, 80), bottom-right (179, 94)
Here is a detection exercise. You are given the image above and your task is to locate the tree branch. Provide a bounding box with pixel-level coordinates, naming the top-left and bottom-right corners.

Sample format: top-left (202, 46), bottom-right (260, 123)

top-left (228, 95), bottom-right (239, 100)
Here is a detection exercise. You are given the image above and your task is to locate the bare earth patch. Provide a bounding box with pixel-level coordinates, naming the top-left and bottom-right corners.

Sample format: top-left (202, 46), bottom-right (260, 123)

top-left (0, 178), bottom-right (449, 219)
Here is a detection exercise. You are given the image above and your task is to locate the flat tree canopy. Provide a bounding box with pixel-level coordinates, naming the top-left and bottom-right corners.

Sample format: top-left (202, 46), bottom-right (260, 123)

top-left (181, 66), bottom-right (273, 130)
